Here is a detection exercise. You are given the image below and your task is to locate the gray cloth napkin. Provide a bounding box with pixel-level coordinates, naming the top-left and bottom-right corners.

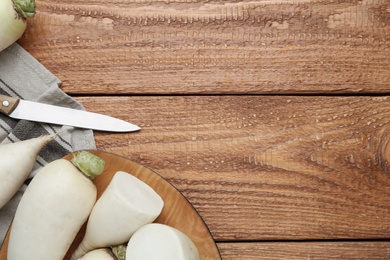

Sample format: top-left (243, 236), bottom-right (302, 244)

top-left (0, 43), bottom-right (96, 245)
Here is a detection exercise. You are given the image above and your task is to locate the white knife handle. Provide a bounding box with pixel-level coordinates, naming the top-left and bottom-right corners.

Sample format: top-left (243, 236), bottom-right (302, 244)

top-left (0, 95), bottom-right (20, 115)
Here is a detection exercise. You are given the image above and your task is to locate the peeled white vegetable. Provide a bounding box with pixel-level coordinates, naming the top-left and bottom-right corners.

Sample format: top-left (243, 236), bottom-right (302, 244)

top-left (126, 223), bottom-right (200, 260)
top-left (0, 0), bottom-right (35, 52)
top-left (8, 151), bottom-right (105, 260)
top-left (71, 171), bottom-right (164, 259)
top-left (0, 134), bottom-right (55, 209)
top-left (77, 248), bottom-right (115, 260)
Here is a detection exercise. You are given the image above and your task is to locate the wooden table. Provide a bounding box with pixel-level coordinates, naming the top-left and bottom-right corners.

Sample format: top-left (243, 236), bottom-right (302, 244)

top-left (18, 0), bottom-right (390, 258)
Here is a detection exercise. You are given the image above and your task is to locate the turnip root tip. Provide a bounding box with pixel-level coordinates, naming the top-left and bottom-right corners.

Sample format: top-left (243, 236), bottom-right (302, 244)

top-left (0, 134), bottom-right (56, 209)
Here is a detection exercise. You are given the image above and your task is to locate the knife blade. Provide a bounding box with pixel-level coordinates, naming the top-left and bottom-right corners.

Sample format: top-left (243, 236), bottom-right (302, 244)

top-left (0, 94), bottom-right (141, 132)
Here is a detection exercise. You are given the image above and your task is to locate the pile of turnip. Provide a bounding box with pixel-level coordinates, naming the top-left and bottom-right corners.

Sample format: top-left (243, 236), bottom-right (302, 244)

top-left (2, 136), bottom-right (200, 260)
top-left (70, 170), bottom-right (200, 260)
top-left (78, 223), bottom-right (201, 260)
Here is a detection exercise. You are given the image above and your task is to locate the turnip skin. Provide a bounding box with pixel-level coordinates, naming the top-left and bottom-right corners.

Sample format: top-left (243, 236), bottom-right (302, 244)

top-left (125, 223), bottom-right (200, 260)
top-left (8, 155), bottom-right (103, 260)
top-left (71, 171), bottom-right (164, 259)
top-left (0, 134), bottom-right (55, 209)
top-left (77, 248), bottom-right (115, 260)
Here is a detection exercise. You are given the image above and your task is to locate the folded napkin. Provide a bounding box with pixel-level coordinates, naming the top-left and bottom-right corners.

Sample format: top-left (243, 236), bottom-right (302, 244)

top-left (0, 43), bottom-right (96, 245)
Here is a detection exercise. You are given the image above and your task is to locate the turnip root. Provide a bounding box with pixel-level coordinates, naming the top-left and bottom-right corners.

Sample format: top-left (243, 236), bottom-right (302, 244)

top-left (0, 134), bottom-right (55, 209)
top-left (77, 248), bottom-right (115, 260)
top-left (125, 223), bottom-right (200, 260)
top-left (8, 151), bottom-right (105, 260)
top-left (71, 171), bottom-right (164, 259)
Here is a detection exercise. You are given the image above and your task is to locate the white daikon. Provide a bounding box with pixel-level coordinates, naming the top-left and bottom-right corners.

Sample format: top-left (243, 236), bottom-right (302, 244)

top-left (8, 151), bottom-right (105, 260)
top-left (0, 0), bottom-right (36, 52)
top-left (77, 248), bottom-right (115, 260)
top-left (125, 223), bottom-right (200, 260)
top-left (0, 134), bottom-right (55, 209)
top-left (71, 171), bottom-right (164, 259)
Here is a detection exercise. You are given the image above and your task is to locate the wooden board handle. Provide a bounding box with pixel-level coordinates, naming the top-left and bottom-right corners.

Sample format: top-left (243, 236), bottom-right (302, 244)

top-left (0, 95), bottom-right (20, 115)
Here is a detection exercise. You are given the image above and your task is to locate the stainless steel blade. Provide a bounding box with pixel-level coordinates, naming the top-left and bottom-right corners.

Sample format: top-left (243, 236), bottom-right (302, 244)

top-left (8, 99), bottom-right (141, 132)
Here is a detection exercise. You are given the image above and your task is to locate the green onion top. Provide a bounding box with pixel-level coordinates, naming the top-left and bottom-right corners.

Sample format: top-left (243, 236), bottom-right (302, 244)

top-left (12, 0), bottom-right (36, 19)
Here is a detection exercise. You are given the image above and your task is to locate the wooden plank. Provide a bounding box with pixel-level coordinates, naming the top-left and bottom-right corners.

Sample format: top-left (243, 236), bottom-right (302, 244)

top-left (75, 95), bottom-right (390, 241)
top-left (217, 241), bottom-right (390, 259)
top-left (18, 0), bottom-right (389, 94)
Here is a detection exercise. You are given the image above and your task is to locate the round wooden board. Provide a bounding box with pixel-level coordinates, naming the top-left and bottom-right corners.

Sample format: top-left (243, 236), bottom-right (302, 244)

top-left (0, 150), bottom-right (221, 260)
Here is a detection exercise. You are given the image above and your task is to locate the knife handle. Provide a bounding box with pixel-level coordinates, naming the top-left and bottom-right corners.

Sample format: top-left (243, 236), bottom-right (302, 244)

top-left (0, 95), bottom-right (20, 115)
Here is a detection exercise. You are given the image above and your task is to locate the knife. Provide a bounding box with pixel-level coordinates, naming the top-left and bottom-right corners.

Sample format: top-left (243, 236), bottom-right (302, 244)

top-left (0, 94), bottom-right (141, 132)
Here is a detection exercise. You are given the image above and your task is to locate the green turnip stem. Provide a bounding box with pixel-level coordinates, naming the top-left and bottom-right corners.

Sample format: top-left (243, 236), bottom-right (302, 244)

top-left (71, 151), bottom-right (105, 180)
top-left (111, 244), bottom-right (126, 260)
top-left (12, 0), bottom-right (35, 19)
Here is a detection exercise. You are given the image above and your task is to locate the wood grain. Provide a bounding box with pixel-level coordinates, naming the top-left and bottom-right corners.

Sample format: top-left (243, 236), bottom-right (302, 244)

top-left (17, 0), bottom-right (389, 94)
top-left (6, 0), bottom-right (390, 258)
top-left (217, 241), bottom-right (390, 259)
top-left (73, 95), bottom-right (390, 242)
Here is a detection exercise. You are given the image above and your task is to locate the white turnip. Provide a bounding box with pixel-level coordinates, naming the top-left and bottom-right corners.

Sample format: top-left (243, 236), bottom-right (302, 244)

top-left (71, 171), bottom-right (164, 259)
top-left (0, 134), bottom-right (55, 209)
top-left (0, 0), bottom-right (35, 52)
top-left (125, 223), bottom-right (200, 260)
top-left (7, 151), bottom-right (105, 260)
top-left (77, 248), bottom-right (115, 260)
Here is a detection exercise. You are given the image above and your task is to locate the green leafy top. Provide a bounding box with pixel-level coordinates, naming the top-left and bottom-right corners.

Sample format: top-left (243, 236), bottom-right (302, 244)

top-left (71, 151), bottom-right (105, 180)
top-left (111, 244), bottom-right (126, 260)
top-left (12, 0), bottom-right (36, 19)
